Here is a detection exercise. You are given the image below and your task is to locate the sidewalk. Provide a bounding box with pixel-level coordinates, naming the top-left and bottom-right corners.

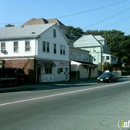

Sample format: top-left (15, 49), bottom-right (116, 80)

top-left (0, 78), bottom-right (97, 93)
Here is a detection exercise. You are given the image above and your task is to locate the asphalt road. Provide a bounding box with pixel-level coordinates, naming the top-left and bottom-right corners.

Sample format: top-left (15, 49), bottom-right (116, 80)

top-left (0, 77), bottom-right (130, 130)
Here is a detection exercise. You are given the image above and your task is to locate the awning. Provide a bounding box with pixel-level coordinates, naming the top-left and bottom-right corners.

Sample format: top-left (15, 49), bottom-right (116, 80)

top-left (37, 60), bottom-right (56, 67)
top-left (72, 60), bottom-right (97, 67)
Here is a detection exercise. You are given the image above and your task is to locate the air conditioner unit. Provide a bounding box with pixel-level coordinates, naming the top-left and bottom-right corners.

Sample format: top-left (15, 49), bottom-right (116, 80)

top-left (1, 50), bottom-right (6, 53)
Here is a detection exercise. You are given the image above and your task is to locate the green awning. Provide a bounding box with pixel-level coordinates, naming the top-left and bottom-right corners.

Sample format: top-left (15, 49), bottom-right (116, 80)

top-left (37, 60), bottom-right (56, 67)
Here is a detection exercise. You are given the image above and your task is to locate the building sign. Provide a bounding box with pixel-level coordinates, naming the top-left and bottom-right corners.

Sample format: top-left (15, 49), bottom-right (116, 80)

top-left (58, 62), bottom-right (69, 67)
top-left (43, 76), bottom-right (54, 82)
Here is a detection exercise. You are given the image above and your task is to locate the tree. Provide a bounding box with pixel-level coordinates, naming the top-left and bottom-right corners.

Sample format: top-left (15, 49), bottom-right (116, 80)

top-left (66, 26), bottom-right (84, 41)
top-left (103, 62), bottom-right (111, 71)
top-left (66, 25), bottom-right (130, 67)
top-left (85, 29), bottom-right (130, 67)
top-left (5, 24), bottom-right (15, 27)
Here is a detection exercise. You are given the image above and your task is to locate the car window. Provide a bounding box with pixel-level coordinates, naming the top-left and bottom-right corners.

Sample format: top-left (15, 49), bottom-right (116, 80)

top-left (112, 72), bottom-right (117, 76)
top-left (101, 72), bottom-right (111, 76)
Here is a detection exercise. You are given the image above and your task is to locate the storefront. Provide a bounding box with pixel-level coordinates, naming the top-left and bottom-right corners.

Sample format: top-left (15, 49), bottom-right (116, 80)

top-left (36, 60), bottom-right (70, 82)
top-left (71, 60), bottom-right (98, 80)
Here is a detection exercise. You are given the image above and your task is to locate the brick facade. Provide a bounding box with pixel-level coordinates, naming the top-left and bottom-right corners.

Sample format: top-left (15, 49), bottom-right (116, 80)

top-left (3, 59), bottom-right (36, 83)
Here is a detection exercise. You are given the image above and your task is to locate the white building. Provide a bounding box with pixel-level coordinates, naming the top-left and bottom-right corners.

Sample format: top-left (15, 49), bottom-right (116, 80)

top-left (70, 47), bottom-right (98, 80)
top-left (0, 23), bottom-right (70, 83)
top-left (74, 35), bottom-right (118, 67)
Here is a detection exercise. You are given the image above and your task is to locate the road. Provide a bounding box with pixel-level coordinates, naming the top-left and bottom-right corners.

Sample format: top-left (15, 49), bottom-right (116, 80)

top-left (0, 77), bottom-right (130, 130)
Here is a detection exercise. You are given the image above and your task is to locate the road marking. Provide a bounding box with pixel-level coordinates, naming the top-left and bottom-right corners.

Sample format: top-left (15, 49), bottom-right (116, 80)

top-left (0, 81), bottom-right (130, 107)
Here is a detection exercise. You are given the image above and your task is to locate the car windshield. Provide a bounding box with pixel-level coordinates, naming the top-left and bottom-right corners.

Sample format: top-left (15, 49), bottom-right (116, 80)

top-left (101, 72), bottom-right (112, 76)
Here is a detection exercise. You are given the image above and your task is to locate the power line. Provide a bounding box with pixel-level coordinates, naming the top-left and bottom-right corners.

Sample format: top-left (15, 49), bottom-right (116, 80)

top-left (101, 16), bottom-right (130, 30)
top-left (57, 0), bottom-right (127, 18)
top-left (0, 0), bottom-right (127, 26)
top-left (83, 7), bottom-right (130, 29)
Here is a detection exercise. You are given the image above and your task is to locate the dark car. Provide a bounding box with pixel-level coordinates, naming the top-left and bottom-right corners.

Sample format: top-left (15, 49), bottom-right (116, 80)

top-left (97, 71), bottom-right (118, 83)
top-left (0, 68), bottom-right (26, 86)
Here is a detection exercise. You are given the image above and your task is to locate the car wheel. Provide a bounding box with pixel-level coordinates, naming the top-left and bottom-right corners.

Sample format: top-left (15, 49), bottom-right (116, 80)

top-left (109, 79), bottom-right (112, 83)
top-left (115, 78), bottom-right (118, 82)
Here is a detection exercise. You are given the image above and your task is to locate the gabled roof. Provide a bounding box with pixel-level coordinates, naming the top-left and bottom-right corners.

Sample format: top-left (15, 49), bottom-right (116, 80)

top-left (94, 35), bottom-right (105, 41)
top-left (47, 18), bottom-right (66, 27)
top-left (74, 35), bottom-right (102, 48)
top-left (22, 18), bottom-right (66, 27)
top-left (22, 18), bottom-right (48, 25)
top-left (0, 23), bottom-right (55, 40)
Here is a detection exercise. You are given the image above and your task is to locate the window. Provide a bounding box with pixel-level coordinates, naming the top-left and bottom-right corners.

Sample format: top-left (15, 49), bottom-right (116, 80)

top-left (42, 41), bottom-right (50, 53)
top-left (54, 43), bottom-right (56, 54)
top-left (65, 68), bottom-right (68, 72)
top-left (53, 29), bottom-right (56, 38)
top-left (45, 68), bottom-right (52, 74)
top-left (25, 41), bottom-right (30, 51)
top-left (57, 68), bottom-right (63, 74)
top-left (63, 45), bottom-right (65, 54)
top-left (60, 45), bottom-right (62, 54)
top-left (106, 56), bottom-right (109, 60)
top-left (47, 42), bottom-right (49, 52)
top-left (43, 41), bottom-right (46, 52)
top-left (1, 42), bottom-right (5, 52)
top-left (60, 45), bottom-right (65, 55)
top-left (14, 42), bottom-right (18, 52)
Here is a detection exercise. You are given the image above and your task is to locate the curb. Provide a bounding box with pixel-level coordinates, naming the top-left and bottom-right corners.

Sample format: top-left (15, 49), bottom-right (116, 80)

top-left (0, 78), bottom-right (97, 93)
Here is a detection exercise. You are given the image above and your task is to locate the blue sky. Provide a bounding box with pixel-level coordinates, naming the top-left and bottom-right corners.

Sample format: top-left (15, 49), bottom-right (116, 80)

top-left (1, 0), bottom-right (130, 35)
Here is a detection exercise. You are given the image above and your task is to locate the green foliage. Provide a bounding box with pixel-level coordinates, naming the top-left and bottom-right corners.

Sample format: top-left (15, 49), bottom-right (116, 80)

top-left (79, 28), bottom-right (130, 67)
top-left (98, 63), bottom-right (102, 71)
top-left (66, 26), bottom-right (84, 41)
top-left (5, 24), bottom-right (15, 27)
top-left (103, 62), bottom-right (111, 71)
top-left (98, 62), bottom-right (112, 71)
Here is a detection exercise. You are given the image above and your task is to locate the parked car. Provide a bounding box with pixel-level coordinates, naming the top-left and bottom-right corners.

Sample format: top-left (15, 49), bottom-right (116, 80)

top-left (97, 71), bottom-right (118, 83)
top-left (0, 68), bottom-right (26, 87)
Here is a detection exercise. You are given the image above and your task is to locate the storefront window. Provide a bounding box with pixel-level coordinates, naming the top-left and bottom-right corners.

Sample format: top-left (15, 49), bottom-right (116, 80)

top-left (57, 68), bottom-right (63, 74)
top-left (45, 67), bottom-right (52, 74)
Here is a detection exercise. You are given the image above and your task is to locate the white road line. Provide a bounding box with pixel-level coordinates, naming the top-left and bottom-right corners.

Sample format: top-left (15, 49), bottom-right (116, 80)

top-left (0, 81), bottom-right (130, 107)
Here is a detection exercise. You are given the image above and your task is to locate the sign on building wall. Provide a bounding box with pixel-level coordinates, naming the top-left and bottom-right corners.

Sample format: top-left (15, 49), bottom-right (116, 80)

top-left (43, 76), bottom-right (54, 82)
top-left (58, 62), bottom-right (69, 67)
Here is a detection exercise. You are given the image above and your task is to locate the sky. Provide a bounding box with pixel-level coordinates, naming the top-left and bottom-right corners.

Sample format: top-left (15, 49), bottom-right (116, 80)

top-left (0, 0), bottom-right (130, 35)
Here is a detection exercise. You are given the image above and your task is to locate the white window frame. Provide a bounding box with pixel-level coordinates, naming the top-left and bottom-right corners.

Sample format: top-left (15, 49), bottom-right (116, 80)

top-left (25, 41), bottom-right (31, 52)
top-left (60, 45), bottom-right (65, 55)
top-left (14, 41), bottom-right (18, 52)
top-left (63, 45), bottom-right (65, 55)
top-left (43, 41), bottom-right (50, 53)
top-left (1, 42), bottom-right (6, 52)
top-left (106, 56), bottom-right (109, 60)
top-left (45, 67), bottom-right (52, 74)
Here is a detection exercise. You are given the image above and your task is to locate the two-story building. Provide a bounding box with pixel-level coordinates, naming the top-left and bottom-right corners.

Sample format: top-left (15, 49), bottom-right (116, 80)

top-left (74, 35), bottom-right (118, 69)
top-left (70, 47), bottom-right (98, 80)
top-left (0, 23), bottom-right (70, 83)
